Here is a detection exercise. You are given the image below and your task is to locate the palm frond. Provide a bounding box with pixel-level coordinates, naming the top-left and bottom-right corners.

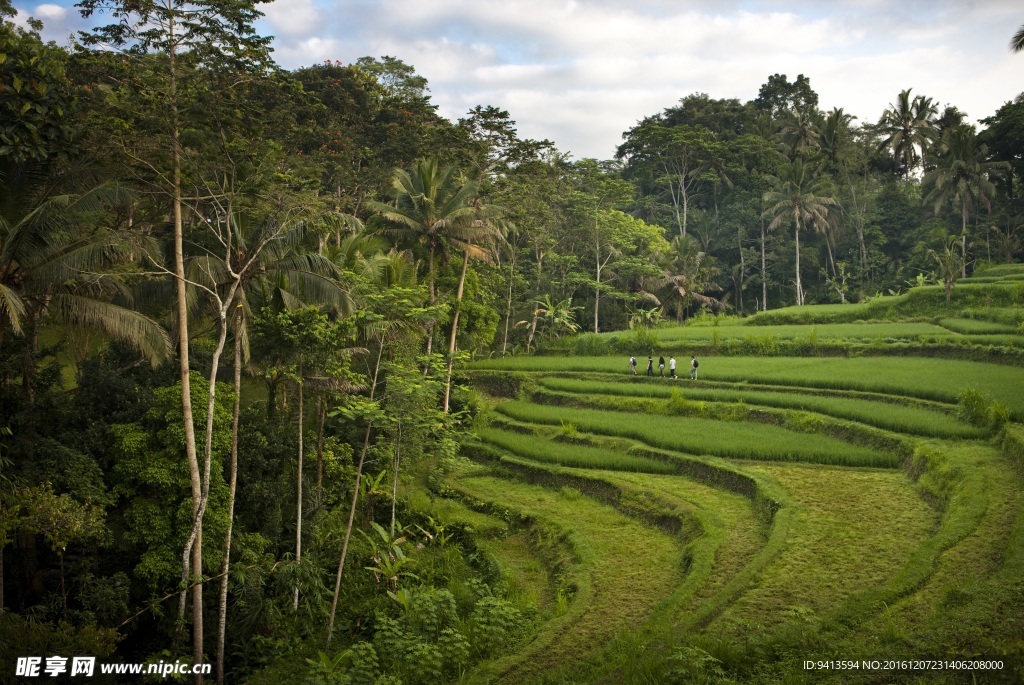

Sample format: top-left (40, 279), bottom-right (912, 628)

top-left (0, 283), bottom-right (27, 334)
top-left (49, 293), bottom-right (172, 364)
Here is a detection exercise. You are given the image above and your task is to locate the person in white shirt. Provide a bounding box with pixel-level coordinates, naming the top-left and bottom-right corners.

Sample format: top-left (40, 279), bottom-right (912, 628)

top-left (669, 356), bottom-right (676, 378)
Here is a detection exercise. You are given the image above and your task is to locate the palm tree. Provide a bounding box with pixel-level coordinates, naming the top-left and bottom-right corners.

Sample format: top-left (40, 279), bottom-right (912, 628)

top-left (0, 161), bottom-right (170, 401)
top-left (368, 158), bottom-right (502, 411)
top-left (875, 89), bottom-right (938, 179)
top-left (780, 106), bottom-right (820, 160)
top-left (763, 159), bottom-right (837, 306)
top-left (929, 235), bottom-right (966, 305)
top-left (367, 158), bottom-right (493, 348)
top-left (924, 125), bottom-right (1009, 276)
top-left (659, 235), bottom-right (724, 321)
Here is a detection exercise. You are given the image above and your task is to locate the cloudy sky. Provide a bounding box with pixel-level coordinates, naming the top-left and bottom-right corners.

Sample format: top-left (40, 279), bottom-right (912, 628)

top-left (12, 0), bottom-right (1024, 158)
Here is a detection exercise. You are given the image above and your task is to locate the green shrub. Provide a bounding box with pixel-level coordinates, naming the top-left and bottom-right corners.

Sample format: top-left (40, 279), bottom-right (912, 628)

top-left (956, 387), bottom-right (1006, 429)
top-left (470, 596), bottom-right (527, 658)
top-left (956, 387), bottom-right (991, 426)
top-left (574, 333), bottom-right (610, 356)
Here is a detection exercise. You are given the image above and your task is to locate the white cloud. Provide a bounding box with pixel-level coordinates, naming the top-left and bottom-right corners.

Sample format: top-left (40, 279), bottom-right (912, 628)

top-left (262, 0), bottom-right (322, 38)
top-left (12, 0), bottom-right (1024, 157)
top-left (33, 4), bottom-right (66, 20)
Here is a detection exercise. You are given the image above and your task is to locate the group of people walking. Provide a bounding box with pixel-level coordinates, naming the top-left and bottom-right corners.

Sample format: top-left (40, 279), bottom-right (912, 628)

top-left (629, 355), bottom-right (698, 380)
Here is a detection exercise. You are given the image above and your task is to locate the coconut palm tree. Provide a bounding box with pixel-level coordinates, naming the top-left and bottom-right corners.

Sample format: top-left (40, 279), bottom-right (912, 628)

top-left (367, 158), bottom-right (496, 342)
top-left (875, 89), bottom-right (938, 179)
top-left (780, 106), bottom-right (820, 160)
top-left (367, 158), bottom-right (503, 410)
top-left (1011, 24), bottom-right (1024, 52)
top-left (763, 159), bottom-right (837, 306)
top-left (924, 125), bottom-right (1009, 276)
top-left (0, 160), bottom-right (170, 401)
top-left (181, 208), bottom-right (348, 681)
top-left (658, 235), bottom-right (724, 321)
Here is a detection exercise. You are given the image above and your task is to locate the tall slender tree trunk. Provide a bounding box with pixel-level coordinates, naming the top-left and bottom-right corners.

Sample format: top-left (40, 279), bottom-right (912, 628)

top-left (315, 396), bottom-right (327, 498)
top-left (961, 206), bottom-right (969, 278)
top-left (761, 216), bottom-right (768, 311)
top-left (501, 246), bottom-right (516, 356)
top-left (326, 341), bottom-right (385, 646)
top-left (164, 22), bottom-right (202, 676)
top-left (443, 251), bottom-right (470, 413)
top-left (293, 372), bottom-right (304, 611)
top-left (390, 423), bottom-right (401, 537)
top-left (424, 243), bottom-right (435, 372)
top-left (21, 313), bottom-right (38, 404)
top-left (593, 226), bottom-right (602, 334)
top-left (737, 222), bottom-right (745, 313)
top-left (526, 250), bottom-right (543, 353)
top-left (794, 219), bottom-right (804, 306)
top-left (216, 309), bottom-right (243, 685)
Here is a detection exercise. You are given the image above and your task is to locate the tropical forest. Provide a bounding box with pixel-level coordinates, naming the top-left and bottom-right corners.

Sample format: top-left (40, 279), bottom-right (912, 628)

top-left (2, 2), bottom-right (1024, 684)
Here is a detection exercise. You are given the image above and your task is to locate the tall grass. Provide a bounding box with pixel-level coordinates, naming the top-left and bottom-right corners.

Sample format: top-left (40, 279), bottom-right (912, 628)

top-left (476, 427), bottom-right (676, 474)
top-left (537, 377), bottom-right (986, 439)
top-left (494, 401), bottom-right (897, 467)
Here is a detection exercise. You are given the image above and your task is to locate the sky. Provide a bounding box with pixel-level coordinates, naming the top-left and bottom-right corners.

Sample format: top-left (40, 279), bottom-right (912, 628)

top-left (11, 0), bottom-right (1024, 159)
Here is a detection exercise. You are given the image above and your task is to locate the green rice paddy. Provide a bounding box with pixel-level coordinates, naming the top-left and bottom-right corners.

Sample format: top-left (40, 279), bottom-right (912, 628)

top-left (470, 354), bottom-right (1024, 417)
top-left (536, 377), bottom-right (986, 438)
top-left (446, 287), bottom-right (1024, 682)
top-left (476, 426), bottom-right (678, 474)
top-left (494, 400), bottom-right (896, 467)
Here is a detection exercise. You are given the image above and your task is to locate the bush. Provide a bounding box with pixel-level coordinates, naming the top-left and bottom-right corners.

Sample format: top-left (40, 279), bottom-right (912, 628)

top-left (574, 333), bottom-right (610, 356)
top-left (956, 387), bottom-right (1006, 429)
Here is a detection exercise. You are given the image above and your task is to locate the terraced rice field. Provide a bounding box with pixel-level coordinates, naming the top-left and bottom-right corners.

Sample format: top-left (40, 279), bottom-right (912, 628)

top-left (441, 342), bottom-right (1024, 683)
top-left (471, 354), bottom-right (1024, 417)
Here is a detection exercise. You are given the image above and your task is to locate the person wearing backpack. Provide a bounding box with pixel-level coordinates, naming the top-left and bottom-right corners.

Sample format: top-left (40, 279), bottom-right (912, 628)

top-left (690, 356), bottom-right (699, 380)
top-left (646, 356), bottom-right (654, 377)
top-left (629, 356), bottom-right (637, 375)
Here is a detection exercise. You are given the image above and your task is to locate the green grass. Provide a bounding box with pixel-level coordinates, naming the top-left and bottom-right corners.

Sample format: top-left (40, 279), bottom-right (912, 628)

top-left (648, 321), bottom-right (950, 343)
top-left (745, 301), bottom-right (879, 324)
top-left (453, 470), bottom-right (682, 684)
top-left (607, 472), bottom-right (767, 611)
top-left (706, 462), bottom-right (938, 634)
top-left (494, 401), bottom-right (896, 467)
top-left (938, 317), bottom-right (1020, 334)
top-left (476, 427), bottom-right (677, 474)
top-left (470, 355), bottom-right (1024, 419)
top-left (537, 377), bottom-right (986, 439)
top-left (973, 263), bottom-right (1024, 277)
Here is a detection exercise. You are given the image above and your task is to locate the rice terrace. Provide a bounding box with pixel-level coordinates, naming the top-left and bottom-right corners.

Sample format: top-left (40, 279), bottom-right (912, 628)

top-left (446, 265), bottom-right (1024, 683)
top-left (6, 4), bottom-right (1024, 684)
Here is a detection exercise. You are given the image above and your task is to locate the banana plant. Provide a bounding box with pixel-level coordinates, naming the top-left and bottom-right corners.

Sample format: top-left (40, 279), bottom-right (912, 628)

top-left (360, 521), bottom-right (418, 591)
